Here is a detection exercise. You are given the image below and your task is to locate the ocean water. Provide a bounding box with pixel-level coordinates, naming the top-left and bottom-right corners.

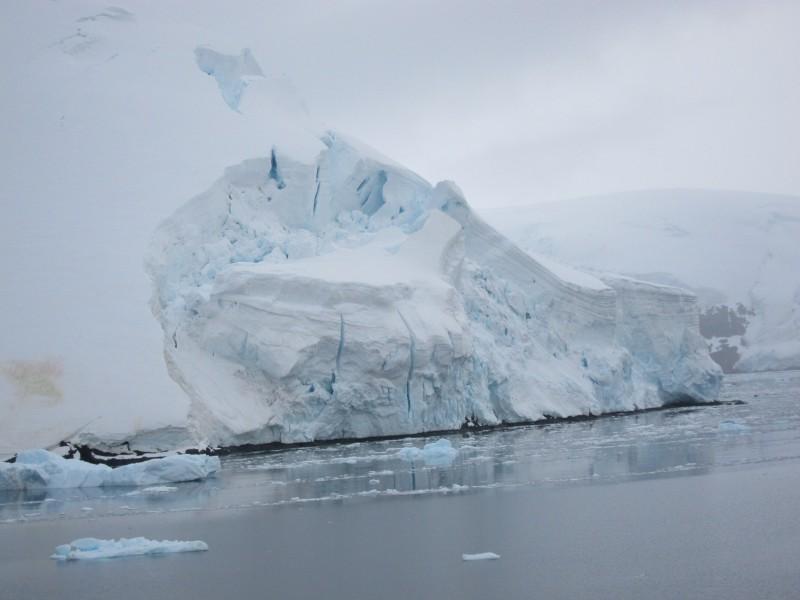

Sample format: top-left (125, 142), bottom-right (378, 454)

top-left (1, 371), bottom-right (799, 599)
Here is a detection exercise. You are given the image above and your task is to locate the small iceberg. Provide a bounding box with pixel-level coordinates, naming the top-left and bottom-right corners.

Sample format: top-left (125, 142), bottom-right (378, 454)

top-left (462, 552), bottom-right (500, 561)
top-left (0, 449), bottom-right (220, 491)
top-left (396, 439), bottom-right (459, 466)
top-left (719, 420), bottom-right (750, 433)
top-left (51, 537), bottom-right (208, 561)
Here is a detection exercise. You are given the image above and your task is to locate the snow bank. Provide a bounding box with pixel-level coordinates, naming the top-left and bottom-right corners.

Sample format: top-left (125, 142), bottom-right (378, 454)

top-left (0, 450), bottom-right (219, 491)
top-left (51, 537), bottom-right (208, 561)
top-left (397, 439), bottom-right (459, 466)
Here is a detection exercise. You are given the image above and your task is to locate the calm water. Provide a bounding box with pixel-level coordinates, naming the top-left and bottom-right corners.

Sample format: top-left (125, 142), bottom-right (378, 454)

top-left (1, 371), bottom-right (799, 599)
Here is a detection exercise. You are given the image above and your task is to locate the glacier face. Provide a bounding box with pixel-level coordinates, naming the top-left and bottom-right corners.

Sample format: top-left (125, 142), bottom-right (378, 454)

top-left (147, 136), bottom-right (721, 447)
top-left (484, 190), bottom-right (800, 373)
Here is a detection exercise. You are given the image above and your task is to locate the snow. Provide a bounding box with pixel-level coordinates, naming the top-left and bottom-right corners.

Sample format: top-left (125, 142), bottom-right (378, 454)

top-left (397, 439), bottom-right (459, 466)
top-left (0, 2), bottom-right (722, 456)
top-left (51, 537), bottom-right (208, 561)
top-left (0, 450), bottom-right (219, 491)
top-left (462, 552), bottom-right (500, 561)
top-left (483, 190), bottom-right (800, 373)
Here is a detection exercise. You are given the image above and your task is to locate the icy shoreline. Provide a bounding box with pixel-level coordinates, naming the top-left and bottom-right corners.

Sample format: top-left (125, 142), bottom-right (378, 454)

top-left (23, 396), bottom-right (740, 464)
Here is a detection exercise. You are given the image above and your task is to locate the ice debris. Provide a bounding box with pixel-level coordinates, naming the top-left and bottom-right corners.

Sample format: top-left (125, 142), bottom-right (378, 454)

top-left (396, 439), bottom-right (458, 466)
top-left (719, 420), bottom-right (750, 433)
top-left (51, 537), bottom-right (208, 561)
top-left (462, 552), bottom-right (500, 561)
top-left (0, 449), bottom-right (219, 491)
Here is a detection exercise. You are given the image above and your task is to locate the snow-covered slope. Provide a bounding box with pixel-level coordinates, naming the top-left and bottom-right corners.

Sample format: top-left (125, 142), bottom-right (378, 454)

top-left (484, 190), bottom-right (800, 373)
top-left (0, 1), bottom-right (720, 456)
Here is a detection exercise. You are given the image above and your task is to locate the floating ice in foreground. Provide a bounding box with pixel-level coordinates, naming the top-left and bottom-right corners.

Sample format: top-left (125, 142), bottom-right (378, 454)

top-left (51, 537), bottom-right (208, 561)
top-left (0, 449), bottom-right (220, 491)
top-left (396, 439), bottom-right (458, 466)
top-left (462, 552), bottom-right (500, 561)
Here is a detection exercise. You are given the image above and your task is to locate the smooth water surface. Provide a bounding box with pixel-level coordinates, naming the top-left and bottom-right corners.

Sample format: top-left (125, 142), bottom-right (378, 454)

top-left (1, 371), bottom-right (799, 599)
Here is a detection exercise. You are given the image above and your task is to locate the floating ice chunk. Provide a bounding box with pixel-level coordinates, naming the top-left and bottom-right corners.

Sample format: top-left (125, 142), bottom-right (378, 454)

top-left (104, 454), bottom-right (220, 487)
top-left (0, 449), bottom-right (109, 490)
top-left (462, 552), bottom-right (500, 561)
top-left (719, 420), bottom-right (750, 433)
top-left (51, 537), bottom-right (208, 561)
top-left (0, 450), bottom-right (220, 491)
top-left (397, 439), bottom-right (458, 466)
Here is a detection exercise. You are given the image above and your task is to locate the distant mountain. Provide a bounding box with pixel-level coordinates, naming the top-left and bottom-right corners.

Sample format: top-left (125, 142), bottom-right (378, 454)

top-left (484, 189), bottom-right (800, 373)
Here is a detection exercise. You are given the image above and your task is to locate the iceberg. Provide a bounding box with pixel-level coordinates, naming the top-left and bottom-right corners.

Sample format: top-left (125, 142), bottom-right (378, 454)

top-left (718, 420), bottom-right (750, 434)
top-left (146, 125), bottom-right (721, 448)
top-left (462, 552), bottom-right (500, 561)
top-left (397, 439), bottom-right (459, 466)
top-left (51, 537), bottom-right (208, 561)
top-left (0, 449), bottom-right (219, 491)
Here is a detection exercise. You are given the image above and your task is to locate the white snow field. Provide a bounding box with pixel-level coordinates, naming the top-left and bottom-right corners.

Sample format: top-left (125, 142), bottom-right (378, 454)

top-left (51, 537), bottom-right (208, 561)
top-left (0, 1), bottom-right (720, 457)
top-left (484, 190), bottom-right (800, 373)
top-left (0, 450), bottom-right (219, 491)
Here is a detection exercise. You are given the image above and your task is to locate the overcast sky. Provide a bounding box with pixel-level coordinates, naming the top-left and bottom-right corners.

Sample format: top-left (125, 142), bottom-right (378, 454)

top-left (197, 0), bottom-right (800, 208)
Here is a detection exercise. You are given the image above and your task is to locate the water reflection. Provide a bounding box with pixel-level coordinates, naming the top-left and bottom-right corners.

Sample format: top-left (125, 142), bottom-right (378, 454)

top-left (2, 371), bottom-right (799, 524)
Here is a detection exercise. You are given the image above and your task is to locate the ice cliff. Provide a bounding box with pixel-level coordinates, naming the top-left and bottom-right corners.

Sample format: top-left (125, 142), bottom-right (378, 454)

top-left (484, 190), bottom-right (800, 373)
top-left (147, 135), bottom-right (721, 447)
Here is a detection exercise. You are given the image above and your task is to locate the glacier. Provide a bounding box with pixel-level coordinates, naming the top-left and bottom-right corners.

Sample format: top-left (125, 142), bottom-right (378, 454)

top-left (0, 450), bottom-right (219, 491)
top-left (484, 190), bottom-right (800, 373)
top-left (146, 129), bottom-right (721, 447)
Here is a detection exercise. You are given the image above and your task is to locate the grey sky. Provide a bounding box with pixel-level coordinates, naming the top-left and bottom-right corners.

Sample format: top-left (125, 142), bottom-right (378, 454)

top-left (188, 1), bottom-right (799, 207)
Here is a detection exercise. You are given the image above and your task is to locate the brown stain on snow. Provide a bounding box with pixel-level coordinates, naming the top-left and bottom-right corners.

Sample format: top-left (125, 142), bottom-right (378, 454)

top-left (0, 359), bottom-right (64, 405)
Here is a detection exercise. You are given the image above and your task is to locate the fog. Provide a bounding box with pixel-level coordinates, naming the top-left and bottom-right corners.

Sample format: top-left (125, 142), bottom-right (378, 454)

top-left (172, 0), bottom-right (800, 207)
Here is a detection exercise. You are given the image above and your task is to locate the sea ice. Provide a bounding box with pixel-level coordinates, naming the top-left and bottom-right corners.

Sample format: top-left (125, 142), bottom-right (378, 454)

top-left (51, 537), bottom-right (208, 561)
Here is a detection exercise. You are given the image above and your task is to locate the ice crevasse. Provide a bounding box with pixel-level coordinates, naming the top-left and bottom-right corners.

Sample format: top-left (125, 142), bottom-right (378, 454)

top-left (146, 123), bottom-right (722, 447)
